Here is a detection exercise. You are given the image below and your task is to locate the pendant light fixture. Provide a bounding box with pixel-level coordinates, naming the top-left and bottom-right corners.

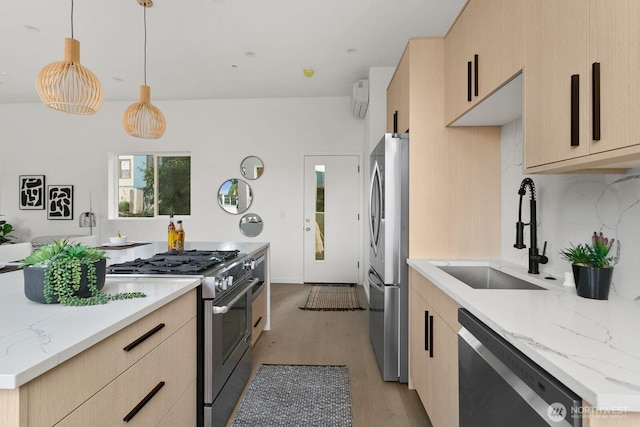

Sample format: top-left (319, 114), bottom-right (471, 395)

top-left (123, 0), bottom-right (166, 139)
top-left (36, 0), bottom-right (103, 114)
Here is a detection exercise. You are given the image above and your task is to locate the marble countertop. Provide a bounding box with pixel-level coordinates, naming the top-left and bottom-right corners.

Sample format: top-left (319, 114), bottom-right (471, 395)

top-left (0, 241), bottom-right (269, 389)
top-left (408, 258), bottom-right (640, 411)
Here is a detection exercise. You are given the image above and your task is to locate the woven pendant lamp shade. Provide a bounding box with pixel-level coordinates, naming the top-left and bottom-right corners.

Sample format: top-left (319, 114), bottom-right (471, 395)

top-left (123, 85), bottom-right (166, 139)
top-left (36, 38), bottom-right (103, 114)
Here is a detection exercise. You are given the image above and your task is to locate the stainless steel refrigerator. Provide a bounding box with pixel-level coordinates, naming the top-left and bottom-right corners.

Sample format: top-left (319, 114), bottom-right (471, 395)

top-left (368, 133), bottom-right (409, 383)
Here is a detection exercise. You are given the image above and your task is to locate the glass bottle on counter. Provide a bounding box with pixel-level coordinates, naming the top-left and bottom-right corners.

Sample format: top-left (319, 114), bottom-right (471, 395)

top-left (168, 214), bottom-right (177, 250)
top-left (175, 220), bottom-right (185, 251)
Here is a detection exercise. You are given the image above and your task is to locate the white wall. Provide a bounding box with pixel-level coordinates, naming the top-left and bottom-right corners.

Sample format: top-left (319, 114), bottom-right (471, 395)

top-left (0, 97), bottom-right (365, 283)
top-left (501, 118), bottom-right (640, 300)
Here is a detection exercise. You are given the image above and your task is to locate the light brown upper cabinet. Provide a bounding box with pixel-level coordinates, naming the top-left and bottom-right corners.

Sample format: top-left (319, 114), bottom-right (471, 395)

top-left (386, 46), bottom-right (410, 133)
top-left (525, 0), bottom-right (640, 172)
top-left (444, 0), bottom-right (525, 125)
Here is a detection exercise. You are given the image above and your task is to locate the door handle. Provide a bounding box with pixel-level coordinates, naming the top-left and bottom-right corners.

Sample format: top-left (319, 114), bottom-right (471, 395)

top-left (424, 310), bottom-right (429, 351)
top-left (467, 61), bottom-right (472, 102)
top-left (592, 62), bottom-right (601, 141)
top-left (474, 54), bottom-right (479, 97)
top-left (429, 315), bottom-right (434, 358)
top-left (571, 74), bottom-right (580, 147)
top-left (305, 227), bottom-right (311, 231)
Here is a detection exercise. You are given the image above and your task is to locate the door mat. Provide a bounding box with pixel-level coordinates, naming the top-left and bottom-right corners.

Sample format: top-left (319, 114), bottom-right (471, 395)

top-left (299, 285), bottom-right (365, 311)
top-left (232, 364), bottom-right (353, 427)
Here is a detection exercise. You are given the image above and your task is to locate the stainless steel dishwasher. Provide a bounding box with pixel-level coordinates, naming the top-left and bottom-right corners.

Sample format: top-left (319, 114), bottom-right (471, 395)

top-left (458, 309), bottom-right (582, 426)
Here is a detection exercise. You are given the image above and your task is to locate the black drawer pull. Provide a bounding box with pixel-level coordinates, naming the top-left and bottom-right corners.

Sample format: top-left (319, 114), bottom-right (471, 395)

top-left (424, 310), bottom-right (429, 351)
top-left (571, 74), bottom-right (580, 147)
top-left (123, 381), bottom-right (165, 422)
top-left (428, 315), bottom-right (434, 358)
top-left (253, 316), bottom-right (263, 328)
top-left (467, 61), bottom-right (472, 102)
top-left (592, 62), bottom-right (601, 141)
top-left (123, 323), bottom-right (165, 352)
top-left (474, 54), bottom-right (479, 97)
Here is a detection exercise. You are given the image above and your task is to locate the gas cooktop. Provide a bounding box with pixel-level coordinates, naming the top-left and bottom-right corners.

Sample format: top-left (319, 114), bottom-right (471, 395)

top-left (106, 249), bottom-right (241, 275)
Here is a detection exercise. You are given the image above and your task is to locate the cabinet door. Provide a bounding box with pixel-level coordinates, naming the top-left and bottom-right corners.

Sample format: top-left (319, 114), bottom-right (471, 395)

top-left (524, 0), bottom-right (590, 168)
top-left (409, 288), bottom-right (431, 409)
top-left (473, 0), bottom-right (524, 101)
top-left (444, 1), bottom-right (475, 125)
top-left (430, 315), bottom-right (459, 427)
top-left (387, 49), bottom-right (410, 133)
top-left (589, 0), bottom-right (640, 154)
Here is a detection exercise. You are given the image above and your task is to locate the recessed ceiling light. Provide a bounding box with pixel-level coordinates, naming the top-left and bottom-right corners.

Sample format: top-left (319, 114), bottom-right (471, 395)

top-left (24, 25), bottom-right (41, 33)
top-left (231, 64), bottom-right (238, 68)
top-left (346, 48), bottom-right (358, 55)
top-left (245, 51), bottom-right (256, 58)
top-left (303, 68), bottom-right (314, 78)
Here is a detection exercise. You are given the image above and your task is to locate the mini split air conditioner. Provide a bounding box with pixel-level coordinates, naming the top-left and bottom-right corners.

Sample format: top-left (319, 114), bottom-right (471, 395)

top-left (351, 79), bottom-right (369, 119)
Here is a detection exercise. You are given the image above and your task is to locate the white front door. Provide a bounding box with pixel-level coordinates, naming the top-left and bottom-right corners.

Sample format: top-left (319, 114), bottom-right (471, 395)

top-left (303, 155), bottom-right (360, 284)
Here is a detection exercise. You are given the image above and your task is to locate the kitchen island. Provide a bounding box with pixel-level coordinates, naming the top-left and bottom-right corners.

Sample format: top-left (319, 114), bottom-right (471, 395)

top-left (0, 241), bottom-right (269, 426)
top-left (409, 258), bottom-right (640, 424)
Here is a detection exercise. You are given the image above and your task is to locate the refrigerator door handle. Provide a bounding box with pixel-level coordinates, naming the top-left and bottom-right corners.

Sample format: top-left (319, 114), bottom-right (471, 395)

top-left (369, 161), bottom-right (383, 256)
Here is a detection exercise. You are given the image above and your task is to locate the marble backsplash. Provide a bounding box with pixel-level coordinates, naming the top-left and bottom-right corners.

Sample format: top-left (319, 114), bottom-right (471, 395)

top-left (501, 118), bottom-right (640, 300)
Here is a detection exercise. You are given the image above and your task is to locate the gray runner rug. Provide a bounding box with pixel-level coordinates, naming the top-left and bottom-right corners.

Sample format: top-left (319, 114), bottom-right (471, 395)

top-left (231, 364), bottom-right (353, 427)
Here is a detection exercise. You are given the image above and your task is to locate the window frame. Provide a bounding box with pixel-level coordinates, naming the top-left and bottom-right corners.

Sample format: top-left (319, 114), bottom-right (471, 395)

top-left (109, 151), bottom-right (191, 219)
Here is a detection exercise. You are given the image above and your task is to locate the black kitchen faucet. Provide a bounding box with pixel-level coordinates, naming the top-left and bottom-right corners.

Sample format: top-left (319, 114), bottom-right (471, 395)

top-left (514, 178), bottom-right (548, 274)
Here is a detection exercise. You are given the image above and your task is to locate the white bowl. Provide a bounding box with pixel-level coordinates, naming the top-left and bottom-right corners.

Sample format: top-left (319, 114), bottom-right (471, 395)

top-left (109, 236), bottom-right (128, 245)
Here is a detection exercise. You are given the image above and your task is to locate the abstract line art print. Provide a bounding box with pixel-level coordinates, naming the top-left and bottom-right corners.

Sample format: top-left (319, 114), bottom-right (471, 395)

top-left (19, 175), bottom-right (46, 210)
top-left (47, 185), bottom-right (74, 220)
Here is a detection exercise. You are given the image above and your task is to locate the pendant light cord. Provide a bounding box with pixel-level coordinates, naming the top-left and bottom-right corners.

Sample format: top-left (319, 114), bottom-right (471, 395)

top-left (143, 5), bottom-right (147, 85)
top-left (70, 0), bottom-right (74, 39)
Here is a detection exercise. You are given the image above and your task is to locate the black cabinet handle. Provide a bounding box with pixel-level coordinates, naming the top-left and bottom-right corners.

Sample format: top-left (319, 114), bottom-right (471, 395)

top-left (253, 316), bottom-right (263, 328)
top-left (467, 61), bottom-right (472, 102)
top-left (592, 62), bottom-right (601, 141)
top-left (393, 110), bottom-right (398, 134)
top-left (474, 54), bottom-right (479, 97)
top-left (123, 381), bottom-right (165, 422)
top-left (424, 310), bottom-right (429, 351)
top-left (571, 74), bottom-right (580, 147)
top-left (428, 315), bottom-right (434, 358)
top-left (123, 323), bottom-right (165, 352)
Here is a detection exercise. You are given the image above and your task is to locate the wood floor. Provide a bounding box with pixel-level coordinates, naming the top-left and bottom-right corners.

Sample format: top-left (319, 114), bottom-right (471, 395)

top-left (226, 283), bottom-right (432, 427)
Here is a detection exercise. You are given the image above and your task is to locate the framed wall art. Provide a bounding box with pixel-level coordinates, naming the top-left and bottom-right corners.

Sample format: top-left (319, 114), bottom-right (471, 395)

top-left (47, 185), bottom-right (74, 220)
top-left (19, 175), bottom-right (46, 210)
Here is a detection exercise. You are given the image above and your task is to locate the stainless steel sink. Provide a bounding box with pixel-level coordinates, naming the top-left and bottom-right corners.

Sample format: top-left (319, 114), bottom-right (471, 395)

top-left (437, 266), bottom-right (546, 290)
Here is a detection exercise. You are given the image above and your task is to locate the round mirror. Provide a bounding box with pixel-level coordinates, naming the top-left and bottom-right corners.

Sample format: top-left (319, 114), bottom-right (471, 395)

top-left (239, 213), bottom-right (264, 237)
top-left (217, 179), bottom-right (253, 214)
top-left (240, 156), bottom-right (264, 180)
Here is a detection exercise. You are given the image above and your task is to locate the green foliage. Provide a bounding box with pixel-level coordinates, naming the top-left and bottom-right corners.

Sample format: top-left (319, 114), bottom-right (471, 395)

top-left (21, 240), bottom-right (145, 306)
top-left (118, 200), bottom-right (130, 213)
top-left (0, 219), bottom-right (15, 245)
top-left (142, 156), bottom-right (191, 216)
top-left (560, 232), bottom-right (616, 268)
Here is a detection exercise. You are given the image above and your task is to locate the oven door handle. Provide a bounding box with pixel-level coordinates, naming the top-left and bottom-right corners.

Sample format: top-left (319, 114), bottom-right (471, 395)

top-left (212, 277), bottom-right (259, 314)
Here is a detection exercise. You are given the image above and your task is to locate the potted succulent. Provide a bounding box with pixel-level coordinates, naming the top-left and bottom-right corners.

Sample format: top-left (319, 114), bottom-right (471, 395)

top-left (560, 232), bottom-right (619, 300)
top-left (20, 240), bottom-right (145, 306)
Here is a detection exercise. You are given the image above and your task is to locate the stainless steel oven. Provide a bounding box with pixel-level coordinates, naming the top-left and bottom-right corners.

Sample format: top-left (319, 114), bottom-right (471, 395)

top-left (203, 266), bottom-right (257, 426)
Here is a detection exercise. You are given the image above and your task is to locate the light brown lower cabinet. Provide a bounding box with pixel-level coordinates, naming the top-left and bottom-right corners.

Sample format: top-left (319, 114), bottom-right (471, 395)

top-left (0, 289), bottom-right (197, 427)
top-left (409, 268), bottom-right (461, 427)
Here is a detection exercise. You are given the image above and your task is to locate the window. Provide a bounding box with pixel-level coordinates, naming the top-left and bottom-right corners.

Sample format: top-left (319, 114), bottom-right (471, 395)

top-left (119, 159), bottom-right (131, 179)
top-left (116, 154), bottom-right (191, 217)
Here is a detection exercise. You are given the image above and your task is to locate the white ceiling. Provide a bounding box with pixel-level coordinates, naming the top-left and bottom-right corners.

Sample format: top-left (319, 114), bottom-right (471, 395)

top-left (0, 0), bottom-right (465, 104)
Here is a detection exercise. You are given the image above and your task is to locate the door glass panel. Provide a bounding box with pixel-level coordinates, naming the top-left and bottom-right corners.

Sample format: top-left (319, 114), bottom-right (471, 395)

top-left (315, 165), bottom-right (325, 261)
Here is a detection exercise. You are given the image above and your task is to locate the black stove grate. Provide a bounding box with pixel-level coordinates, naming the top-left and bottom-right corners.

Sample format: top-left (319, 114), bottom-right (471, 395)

top-left (107, 249), bottom-right (240, 275)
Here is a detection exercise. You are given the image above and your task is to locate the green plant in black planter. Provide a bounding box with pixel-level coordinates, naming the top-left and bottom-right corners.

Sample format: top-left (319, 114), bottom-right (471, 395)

top-left (560, 232), bottom-right (619, 300)
top-left (20, 240), bottom-right (146, 306)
